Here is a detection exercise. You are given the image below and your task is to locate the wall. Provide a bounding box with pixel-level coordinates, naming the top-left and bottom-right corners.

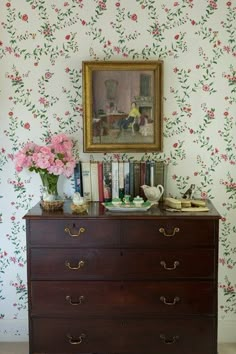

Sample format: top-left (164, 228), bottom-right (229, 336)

top-left (0, 0), bottom-right (235, 342)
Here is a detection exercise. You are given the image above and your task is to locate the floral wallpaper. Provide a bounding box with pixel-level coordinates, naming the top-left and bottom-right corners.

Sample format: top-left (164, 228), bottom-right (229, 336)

top-left (0, 0), bottom-right (235, 342)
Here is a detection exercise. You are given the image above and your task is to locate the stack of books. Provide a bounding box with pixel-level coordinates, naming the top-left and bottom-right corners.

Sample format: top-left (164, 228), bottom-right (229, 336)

top-left (74, 160), bottom-right (166, 202)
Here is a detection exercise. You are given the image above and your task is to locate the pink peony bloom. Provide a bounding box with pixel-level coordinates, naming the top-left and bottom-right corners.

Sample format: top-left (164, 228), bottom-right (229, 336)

top-left (14, 134), bottom-right (76, 178)
top-left (63, 159), bottom-right (76, 177)
top-left (51, 133), bottom-right (73, 153)
top-left (48, 159), bottom-right (65, 175)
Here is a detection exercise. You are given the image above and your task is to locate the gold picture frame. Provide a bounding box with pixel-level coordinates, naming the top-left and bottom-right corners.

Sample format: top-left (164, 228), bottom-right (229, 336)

top-left (83, 60), bottom-right (163, 152)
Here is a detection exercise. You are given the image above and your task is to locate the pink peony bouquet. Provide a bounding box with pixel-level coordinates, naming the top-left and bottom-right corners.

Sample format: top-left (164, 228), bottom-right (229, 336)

top-left (15, 133), bottom-right (76, 198)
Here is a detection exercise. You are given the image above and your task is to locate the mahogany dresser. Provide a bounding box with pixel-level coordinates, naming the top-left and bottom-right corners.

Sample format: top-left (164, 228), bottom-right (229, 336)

top-left (24, 200), bottom-right (220, 354)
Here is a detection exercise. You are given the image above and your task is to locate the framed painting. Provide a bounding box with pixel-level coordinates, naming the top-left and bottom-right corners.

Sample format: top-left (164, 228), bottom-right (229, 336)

top-left (82, 60), bottom-right (163, 152)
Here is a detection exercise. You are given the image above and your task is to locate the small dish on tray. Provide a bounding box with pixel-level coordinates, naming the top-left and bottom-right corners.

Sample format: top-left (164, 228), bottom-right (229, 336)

top-left (102, 201), bottom-right (152, 212)
top-left (111, 197), bottom-right (122, 207)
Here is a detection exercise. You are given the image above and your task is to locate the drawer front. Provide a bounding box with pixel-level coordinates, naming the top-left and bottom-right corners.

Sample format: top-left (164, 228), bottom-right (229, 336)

top-left (30, 248), bottom-right (215, 280)
top-left (30, 248), bottom-right (120, 280)
top-left (29, 219), bottom-right (120, 247)
top-left (121, 219), bottom-right (216, 247)
top-left (31, 280), bottom-right (215, 316)
top-left (32, 317), bottom-right (216, 354)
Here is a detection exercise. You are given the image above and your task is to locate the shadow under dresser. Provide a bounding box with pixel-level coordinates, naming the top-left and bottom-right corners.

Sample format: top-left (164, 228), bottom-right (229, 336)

top-left (24, 200), bottom-right (221, 354)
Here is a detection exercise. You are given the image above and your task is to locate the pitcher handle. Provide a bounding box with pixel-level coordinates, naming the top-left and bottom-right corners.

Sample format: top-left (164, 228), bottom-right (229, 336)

top-left (157, 184), bottom-right (164, 198)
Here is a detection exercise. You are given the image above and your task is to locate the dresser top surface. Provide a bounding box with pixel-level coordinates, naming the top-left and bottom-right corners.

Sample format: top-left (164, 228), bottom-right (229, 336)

top-left (23, 200), bottom-right (221, 220)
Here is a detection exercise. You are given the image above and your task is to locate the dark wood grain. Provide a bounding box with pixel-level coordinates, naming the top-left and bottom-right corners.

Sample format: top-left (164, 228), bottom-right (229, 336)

top-left (30, 248), bottom-right (215, 280)
top-left (23, 200), bottom-right (221, 220)
top-left (31, 280), bottom-right (215, 317)
top-left (32, 317), bottom-right (216, 354)
top-left (121, 219), bottom-right (217, 247)
top-left (29, 219), bottom-right (120, 247)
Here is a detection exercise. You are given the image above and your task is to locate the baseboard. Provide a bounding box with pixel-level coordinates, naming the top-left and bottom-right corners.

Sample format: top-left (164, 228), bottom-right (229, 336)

top-left (0, 319), bottom-right (28, 342)
top-left (218, 319), bottom-right (236, 343)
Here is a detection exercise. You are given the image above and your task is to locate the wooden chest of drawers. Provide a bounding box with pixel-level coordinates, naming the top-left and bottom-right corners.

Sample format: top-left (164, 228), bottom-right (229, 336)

top-left (24, 201), bottom-right (220, 354)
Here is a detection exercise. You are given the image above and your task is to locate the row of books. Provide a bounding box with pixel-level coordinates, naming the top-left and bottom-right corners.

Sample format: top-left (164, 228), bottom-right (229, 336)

top-left (74, 160), bottom-right (166, 202)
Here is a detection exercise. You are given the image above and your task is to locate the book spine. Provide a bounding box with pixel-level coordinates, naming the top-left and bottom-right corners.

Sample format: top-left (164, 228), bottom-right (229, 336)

top-left (118, 161), bottom-right (124, 200)
top-left (90, 161), bottom-right (99, 201)
top-left (134, 162), bottom-right (141, 197)
top-left (154, 161), bottom-right (165, 201)
top-left (124, 161), bottom-right (130, 196)
top-left (145, 160), bottom-right (151, 186)
top-left (112, 161), bottom-right (119, 199)
top-left (81, 161), bottom-right (91, 201)
top-left (103, 162), bottom-right (112, 202)
top-left (129, 161), bottom-right (134, 199)
top-left (73, 162), bottom-right (83, 195)
top-left (150, 160), bottom-right (155, 187)
top-left (98, 162), bottom-right (104, 202)
top-left (140, 161), bottom-right (146, 199)
top-left (154, 161), bottom-right (164, 186)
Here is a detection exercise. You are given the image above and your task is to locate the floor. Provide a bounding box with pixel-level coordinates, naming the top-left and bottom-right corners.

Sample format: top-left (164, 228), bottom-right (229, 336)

top-left (0, 343), bottom-right (236, 354)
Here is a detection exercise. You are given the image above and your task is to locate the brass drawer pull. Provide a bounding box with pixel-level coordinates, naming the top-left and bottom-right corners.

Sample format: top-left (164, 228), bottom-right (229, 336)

top-left (160, 334), bottom-right (179, 345)
top-left (159, 227), bottom-right (180, 237)
top-left (160, 296), bottom-right (180, 306)
top-left (65, 260), bottom-right (85, 270)
top-left (64, 227), bottom-right (86, 237)
top-left (67, 333), bottom-right (86, 345)
top-left (160, 260), bottom-right (180, 270)
top-left (66, 295), bottom-right (85, 305)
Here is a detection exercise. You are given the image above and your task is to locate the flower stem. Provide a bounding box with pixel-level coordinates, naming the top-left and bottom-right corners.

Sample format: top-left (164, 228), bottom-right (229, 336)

top-left (39, 172), bottom-right (59, 196)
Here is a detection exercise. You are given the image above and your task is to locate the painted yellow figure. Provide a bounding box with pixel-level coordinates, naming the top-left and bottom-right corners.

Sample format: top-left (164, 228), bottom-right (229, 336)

top-left (118, 102), bottom-right (140, 130)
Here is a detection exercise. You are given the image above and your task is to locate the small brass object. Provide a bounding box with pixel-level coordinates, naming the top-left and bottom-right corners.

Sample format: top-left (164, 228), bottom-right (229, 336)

top-left (64, 227), bottom-right (86, 237)
top-left (160, 296), bottom-right (180, 306)
top-left (159, 227), bottom-right (180, 237)
top-left (160, 334), bottom-right (179, 345)
top-left (67, 333), bottom-right (86, 345)
top-left (160, 260), bottom-right (180, 270)
top-left (65, 260), bottom-right (85, 270)
top-left (66, 295), bottom-right (85, 305)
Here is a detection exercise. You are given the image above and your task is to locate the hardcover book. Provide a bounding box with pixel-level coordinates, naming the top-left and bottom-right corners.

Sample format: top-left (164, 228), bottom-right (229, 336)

top-left (124, 161), bottom-right (130, 196)
top-left (154, 161), bottom-right (165, 186)
top-left (118, 161), bottom-right (124, 200)
top-left (145, 160), bottom-right (151, 186)
top-left (154, 161), bottom-right (165, 201)
top-left (98, 161), bottom-right (104, 202)
top-left (81, 161), bottom-right (91, 201)
top-left (150, 160), bottom-right (155, 187)
top-left (73, 162), bottom-right (83, 196)
top-left (103, 161), bottom-right (112, 202)
top-left (112, 161), bottom-right (119, 199)
top-left (129, 161), bottom-right (134, 199)
top-left (140, 161), bottom-right (146, 199)
top-left (134, 162), bottom-right (141, 198)
top-left (90, 161), bottom-right (99, 201)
